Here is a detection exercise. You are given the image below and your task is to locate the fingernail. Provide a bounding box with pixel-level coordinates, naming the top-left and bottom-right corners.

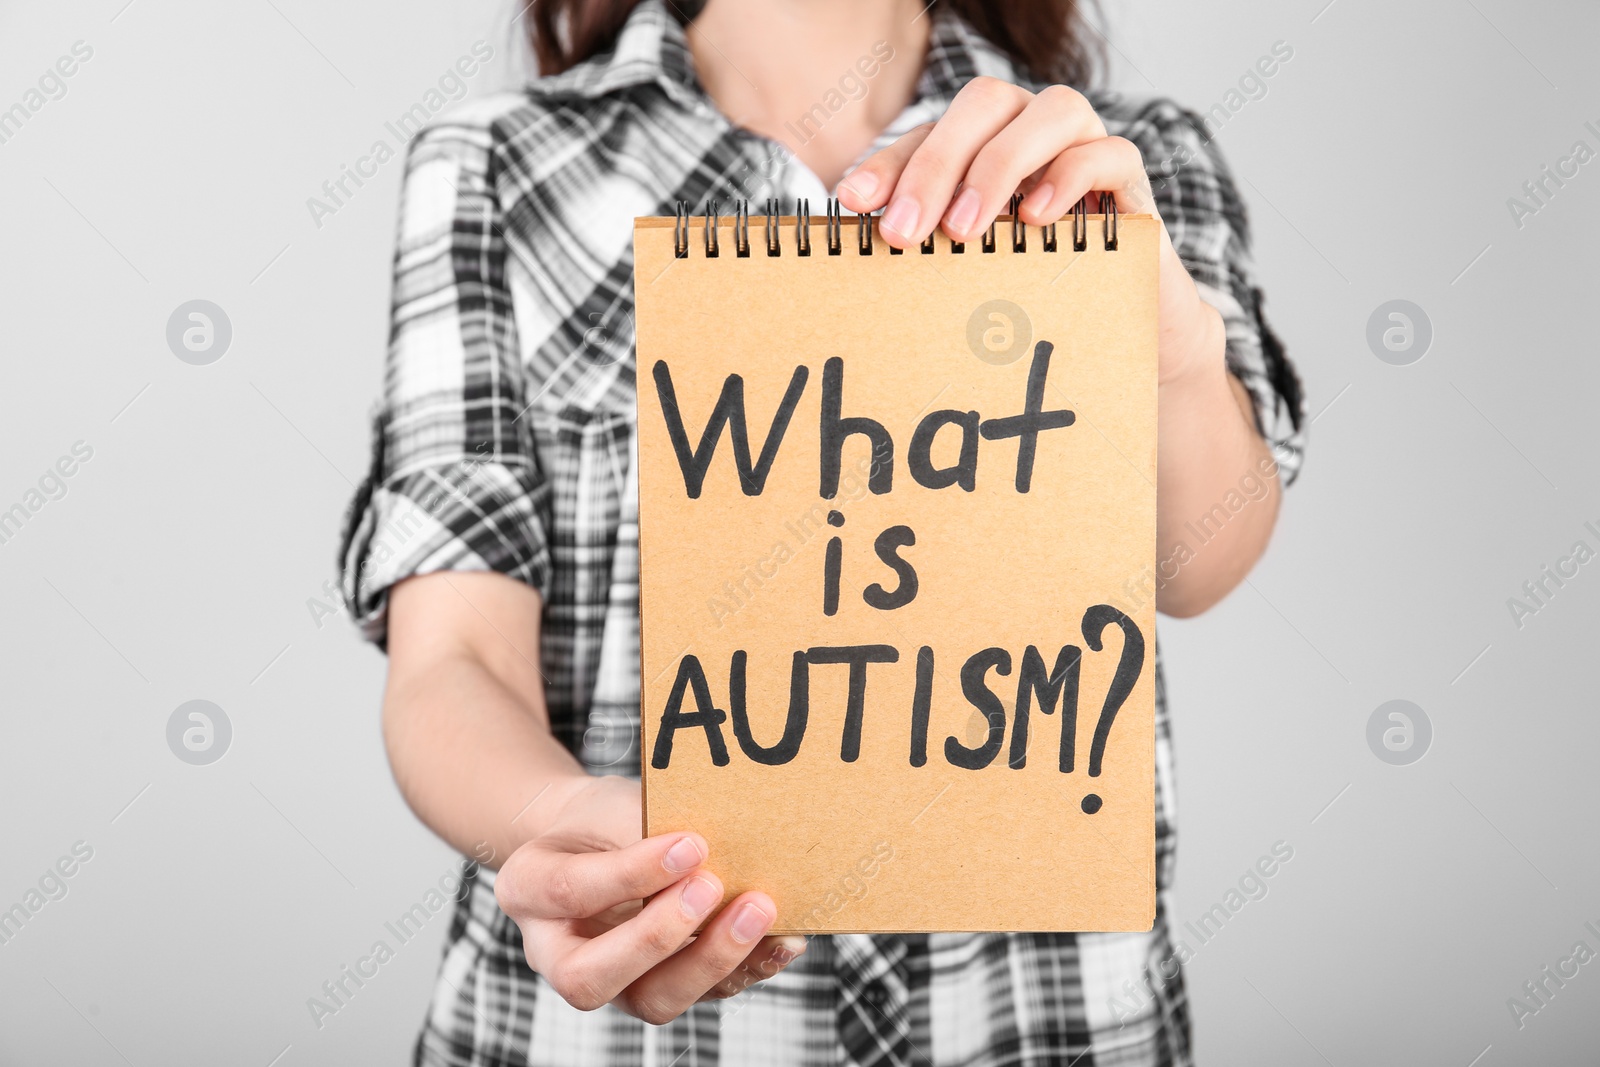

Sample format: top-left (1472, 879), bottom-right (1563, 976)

top-left (1025, 182), bottom-right (1055, 216)
top-left (680, 876), bottom-right (721, 919)
top-left (841, 170), bottom-right (878, 201)
top-left (730, 901), bottom-right (774, 943)
top-left (945, 187), bottom-right (980, 237)
top-left (881, 197), bottom-right (919, 240)
top-left (769, 935), bottom-right (808, 966)
top-left (664, 835), bottom-right (705, 874)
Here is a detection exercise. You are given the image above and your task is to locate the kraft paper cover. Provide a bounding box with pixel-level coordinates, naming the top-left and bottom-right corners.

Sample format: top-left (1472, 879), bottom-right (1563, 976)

top-left (632, 212), bottom-right (1158, 934)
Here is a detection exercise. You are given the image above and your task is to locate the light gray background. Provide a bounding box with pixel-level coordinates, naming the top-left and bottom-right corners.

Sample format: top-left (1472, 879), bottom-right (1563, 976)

top-left (1, 0), bottom-right (1595, 1063)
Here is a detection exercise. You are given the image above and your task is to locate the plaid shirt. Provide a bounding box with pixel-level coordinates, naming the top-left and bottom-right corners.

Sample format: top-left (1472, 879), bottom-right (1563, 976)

top-left (338, 2), bottom-right (1305, 1064)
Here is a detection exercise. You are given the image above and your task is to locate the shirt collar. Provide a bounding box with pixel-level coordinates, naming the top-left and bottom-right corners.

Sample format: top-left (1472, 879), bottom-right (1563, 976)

top-left (527, 0), bottom-right (1029, 111)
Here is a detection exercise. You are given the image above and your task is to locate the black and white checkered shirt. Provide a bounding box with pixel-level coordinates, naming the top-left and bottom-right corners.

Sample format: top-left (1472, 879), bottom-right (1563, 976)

top-left (338, 2), bottom-right (1305, 1064)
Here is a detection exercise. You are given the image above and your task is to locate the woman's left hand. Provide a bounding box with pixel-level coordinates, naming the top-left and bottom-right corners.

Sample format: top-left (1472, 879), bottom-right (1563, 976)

top-left (835, 77), bottom-right (1222, 387)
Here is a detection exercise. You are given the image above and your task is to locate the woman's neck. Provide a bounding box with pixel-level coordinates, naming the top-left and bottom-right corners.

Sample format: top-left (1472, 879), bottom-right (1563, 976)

top-left (686, 0), bottom-right (931, 190)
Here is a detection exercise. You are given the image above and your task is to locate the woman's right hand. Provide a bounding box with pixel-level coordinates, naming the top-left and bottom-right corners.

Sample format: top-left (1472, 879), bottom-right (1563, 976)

top-left (494, 775), bottom-right (807, 1023)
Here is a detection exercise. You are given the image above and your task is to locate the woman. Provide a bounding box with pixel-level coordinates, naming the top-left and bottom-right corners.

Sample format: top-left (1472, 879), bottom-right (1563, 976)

top-left (338, 0), bottom-right (1305, 1062)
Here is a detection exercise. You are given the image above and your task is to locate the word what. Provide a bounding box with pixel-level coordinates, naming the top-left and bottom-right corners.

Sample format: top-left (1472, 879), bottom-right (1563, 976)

top-left (655, 341), bottom-right (1073, 615)
top-left (656, 342), bottom-right (1071, 501)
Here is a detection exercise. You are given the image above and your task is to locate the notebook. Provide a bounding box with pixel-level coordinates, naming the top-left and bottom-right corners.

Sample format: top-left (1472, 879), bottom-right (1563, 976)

top-left (632, 198), bottom-right (1157, 933)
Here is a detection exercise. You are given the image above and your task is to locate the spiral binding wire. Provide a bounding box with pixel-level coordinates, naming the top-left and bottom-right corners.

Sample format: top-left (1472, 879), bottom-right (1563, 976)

top-left (1099, 191), bottom-right (1118, 250)
top-left (765, 198), bottom-right (781, 256)
top-left (672, 197), bottom-right (1118, 257)
top-left (733, 200), bottom-right (750, 258)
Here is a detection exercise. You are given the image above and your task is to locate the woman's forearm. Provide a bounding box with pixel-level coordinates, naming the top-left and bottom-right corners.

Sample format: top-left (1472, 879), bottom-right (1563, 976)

top-left (1154, 301), bottom-right (1281, 617)
top-left (383, 572), bottom-right (591, 868)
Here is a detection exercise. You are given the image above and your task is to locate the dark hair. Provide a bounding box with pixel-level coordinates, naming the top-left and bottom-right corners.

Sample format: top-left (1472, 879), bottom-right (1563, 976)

top-left (526, 0), bottom-right (1099, 87)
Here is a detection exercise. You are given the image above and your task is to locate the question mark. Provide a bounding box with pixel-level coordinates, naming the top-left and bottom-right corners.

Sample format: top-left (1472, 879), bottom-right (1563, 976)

top-left (1079, 604), bottom-right (1145, 814)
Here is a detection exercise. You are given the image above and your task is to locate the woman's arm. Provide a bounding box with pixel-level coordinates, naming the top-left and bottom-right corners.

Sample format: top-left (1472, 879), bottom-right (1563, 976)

top-left (383, 571), bottom-right (806, 1021)
top-left (384, 570), bottom-right (587, 866)
top-left (1152, 316), bottom-right (1281, 617)
top-left (838, 79), bottom-right (1282, 616)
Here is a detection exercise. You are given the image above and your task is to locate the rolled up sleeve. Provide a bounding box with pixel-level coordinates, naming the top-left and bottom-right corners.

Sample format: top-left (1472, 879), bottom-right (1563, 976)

top-left (337, 117), bottom-right (552, 649)
top-left (1136, 101), bottom-right (1308, 484)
